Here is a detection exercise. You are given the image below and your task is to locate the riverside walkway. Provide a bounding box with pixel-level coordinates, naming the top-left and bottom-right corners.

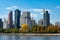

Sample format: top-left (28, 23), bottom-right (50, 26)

top-left (0, 33), bottom-right (60, 36)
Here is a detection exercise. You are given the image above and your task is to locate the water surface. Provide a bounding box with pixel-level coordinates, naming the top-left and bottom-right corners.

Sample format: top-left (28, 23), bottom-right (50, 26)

top-left (0, 36), bottom-right (60, 40)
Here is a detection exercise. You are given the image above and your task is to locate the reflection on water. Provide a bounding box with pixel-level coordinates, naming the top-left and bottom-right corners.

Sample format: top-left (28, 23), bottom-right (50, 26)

top-left (0, 36), bottom-right (60, 40)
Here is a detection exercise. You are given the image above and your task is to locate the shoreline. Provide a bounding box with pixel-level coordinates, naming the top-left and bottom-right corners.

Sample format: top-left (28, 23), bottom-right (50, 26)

top-left (0, 33), bottom-right (60, 36)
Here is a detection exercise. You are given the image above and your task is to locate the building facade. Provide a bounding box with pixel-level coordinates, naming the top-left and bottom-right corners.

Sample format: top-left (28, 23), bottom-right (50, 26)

top-left (8, 11), bottom-right (13, 29)
top-left (20, 11), bottom-right (32, 28)
top-left (3, 18), bottom-right (8, 29)
top-left (0, 19), bottom-right (3, 28)
top-left (43, 9), bottom-right (50, 27)
top-left (38, 19), bottom-right (43, 26)
top-left (14, 9), bottom-right (21, 29)
top-left (31, 18), bottom-right (37, 27)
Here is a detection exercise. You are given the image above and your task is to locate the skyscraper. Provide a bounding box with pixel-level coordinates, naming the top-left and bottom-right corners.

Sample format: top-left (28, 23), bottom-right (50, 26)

top-left (3, 18), bottom-right (8, 29)
top-left (14, 9), bottom-right (21, 29)
top-left (38, 19), bottom-right (43, 26)
top-left (43, 9), bottom-right (50, 27)
top-left (0, 19), bottom-right (3, 28)
top-left (8, 11), bottom-right (13, 29)
top-left (31, 18), bottom-right (37, 27)
top-left (20, 11), bottom-right (32, 28)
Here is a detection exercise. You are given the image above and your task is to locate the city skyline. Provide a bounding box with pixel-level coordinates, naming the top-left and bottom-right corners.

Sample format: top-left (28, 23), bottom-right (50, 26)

top-left (0, 0), bottom-right (60, 24)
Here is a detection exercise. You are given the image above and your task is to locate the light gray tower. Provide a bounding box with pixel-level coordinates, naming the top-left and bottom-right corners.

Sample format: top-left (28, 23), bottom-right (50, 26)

top-left (20, 11), bottom-right (32, 28)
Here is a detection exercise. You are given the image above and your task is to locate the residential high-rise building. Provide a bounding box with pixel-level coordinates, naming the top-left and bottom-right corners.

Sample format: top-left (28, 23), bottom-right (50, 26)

top-left (0, 19), bottom-right (3, 28)
top-left (14, 9), bottom-right (21, 29)
top-left (38, 19), bottom-right (43, 26)
top-left (20, 11), bottom-right (32, 28)
top-left (43, 9), bottom-right (50, 27)
top-left (8, 11), bottom-right (13, 29)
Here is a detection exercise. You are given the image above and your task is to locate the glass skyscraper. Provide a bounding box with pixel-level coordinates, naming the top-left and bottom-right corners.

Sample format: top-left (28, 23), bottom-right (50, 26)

top-left (43, 9), bottom-right (50, 27)
top-left (14, 9), bottom-right (21, 29)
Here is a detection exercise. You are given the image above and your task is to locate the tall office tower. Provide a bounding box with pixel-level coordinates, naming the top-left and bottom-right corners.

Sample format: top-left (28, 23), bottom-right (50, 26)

top-left (14, 9), bottom-right (21, 29)
top-left (0, 19), bottom-right (3, 28)
top-left (38, 19), bottom-right (43, 26)
top-left (20, 11), bottom-right (32, 29)
top-left (8, 11), bottom-right (13, 29)
top-left (3, 18), bottom-right (8, 29)
top-left (31, 18), bottom-right (37, 27)
top-left (43, 9), bottom-right (50, 27)
top-left (55, 22), bottom-right (60, 27)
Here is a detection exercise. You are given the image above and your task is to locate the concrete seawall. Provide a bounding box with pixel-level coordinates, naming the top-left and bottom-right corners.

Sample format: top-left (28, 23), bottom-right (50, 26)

top-left (0, 33), bottom-right (60, 36)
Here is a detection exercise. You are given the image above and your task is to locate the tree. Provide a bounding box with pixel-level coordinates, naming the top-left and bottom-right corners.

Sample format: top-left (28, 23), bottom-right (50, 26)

top-left (3, 29), bottom-right (11, 33)
top-left (21, 24), bottom-right (30, 32)
top-left (31, 25), bottom-right (38, 33)
top-left (0, 28), bottom-right (3, 33)
top-left (11, 28), bottom-right (19, 33)
top-left (47, 25), bottom-right (58, 33)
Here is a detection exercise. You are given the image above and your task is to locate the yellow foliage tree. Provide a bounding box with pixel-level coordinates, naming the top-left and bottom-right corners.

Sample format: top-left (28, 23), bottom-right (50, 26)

top-left (21, 24), bottom-right (30, 32)
top-left (47, 25), bottom-right (58, 33)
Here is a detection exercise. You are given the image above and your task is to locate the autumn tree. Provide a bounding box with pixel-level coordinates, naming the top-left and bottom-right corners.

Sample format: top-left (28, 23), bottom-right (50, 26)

top-left (21, 24), bottom-right (30, 33)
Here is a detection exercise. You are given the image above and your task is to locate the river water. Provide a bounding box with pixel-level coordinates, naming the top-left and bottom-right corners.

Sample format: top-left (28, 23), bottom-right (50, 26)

top-left (0, 36), bottom-right (60, 40)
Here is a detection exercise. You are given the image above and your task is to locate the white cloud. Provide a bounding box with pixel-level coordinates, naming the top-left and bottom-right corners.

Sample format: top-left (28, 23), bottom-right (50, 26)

top-left (6, 6), bottom-right (18, 10)
top-left (22, 9), bottom-right (31, 11)
top-left (31, 9), bottom-right (43, 12)
top-left (22, 8), bottom-right (52, 14)
top-left (31, 14), bottom-right (38, 18)
top-left (56, 6), bottom-right (60, 8)
top-left (31, 8), bottom-right (52, 14)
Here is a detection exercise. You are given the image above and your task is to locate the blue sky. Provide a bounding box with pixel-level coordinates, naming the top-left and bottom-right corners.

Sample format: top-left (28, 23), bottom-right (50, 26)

top-left (0, 0), bottom-right (60, 24)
